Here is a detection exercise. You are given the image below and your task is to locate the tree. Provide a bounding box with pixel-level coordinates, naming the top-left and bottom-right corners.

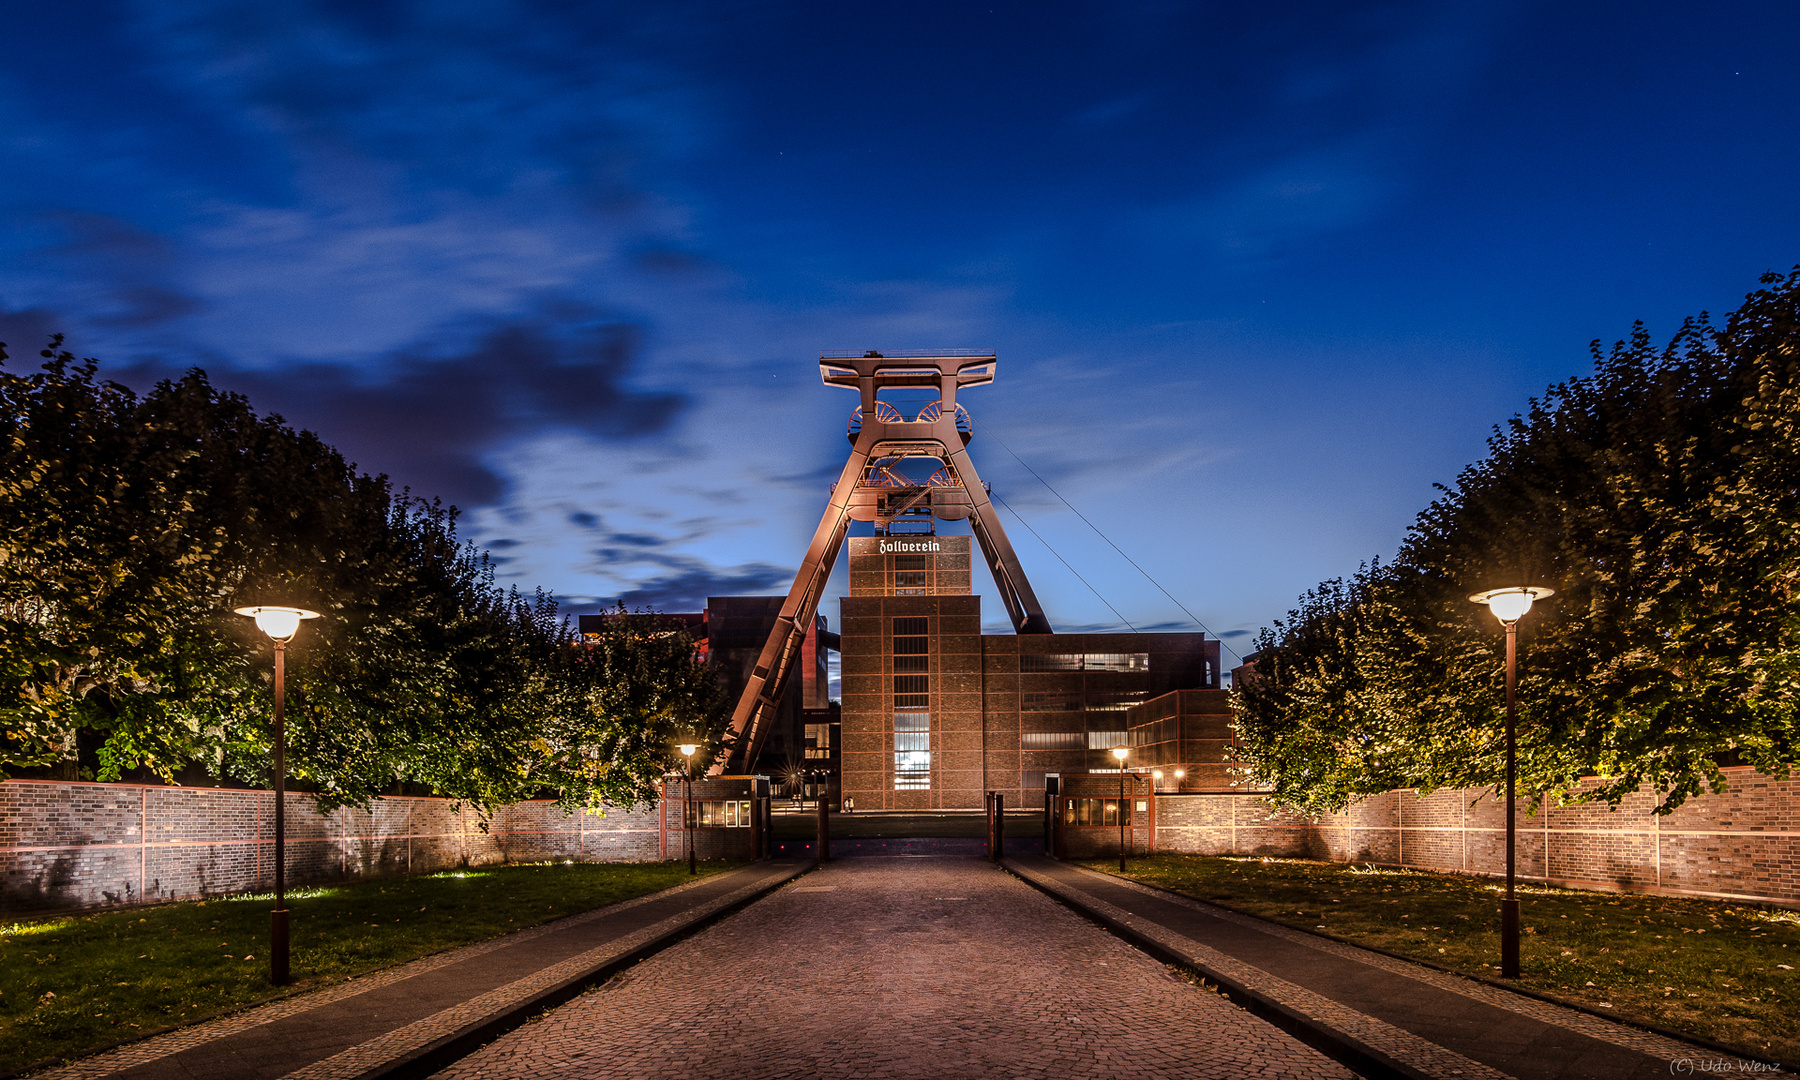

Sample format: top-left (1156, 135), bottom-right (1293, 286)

top-left (1234, 269), bottom-right (1800, 815)
top-left (1, 339), bottom-right (726, 813)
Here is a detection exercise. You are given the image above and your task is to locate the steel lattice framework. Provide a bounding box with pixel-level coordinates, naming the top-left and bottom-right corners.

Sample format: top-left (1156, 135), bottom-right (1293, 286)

top-left (718, 352), bottom-right (1049, 774)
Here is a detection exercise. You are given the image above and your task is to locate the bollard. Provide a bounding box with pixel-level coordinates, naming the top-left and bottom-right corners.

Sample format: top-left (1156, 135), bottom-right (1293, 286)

top-left (994, 792), bottom-right (1004, 860)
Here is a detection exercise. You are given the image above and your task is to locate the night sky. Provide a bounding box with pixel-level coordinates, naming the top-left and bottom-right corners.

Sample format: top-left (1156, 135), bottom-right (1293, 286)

top-left (3, 1), bottom-right (1796, 659)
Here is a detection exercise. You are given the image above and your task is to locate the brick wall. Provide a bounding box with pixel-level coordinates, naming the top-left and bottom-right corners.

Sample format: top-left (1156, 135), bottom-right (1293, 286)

top-left (657, 777), bottom-right (760, 863)
top-left (1151, 766), bottom-right (1799, 907)
top-left (0, 780), bottom-right (660, 914)
top-left (1053, 773), bottom-right (1154, 860)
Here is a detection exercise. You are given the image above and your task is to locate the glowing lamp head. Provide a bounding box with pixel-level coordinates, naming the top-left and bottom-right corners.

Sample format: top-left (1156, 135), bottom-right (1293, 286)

top-left (678, 743), bottom-right (698, 758)
top-left (1468, 586), bottom-right (1553, 626)
top-left (1153, 770), bottom-right (1163, 780)
top-left (234, 605), bottom-right (320, 643)
top-left (1110, 745), bottom-right (1129, 762)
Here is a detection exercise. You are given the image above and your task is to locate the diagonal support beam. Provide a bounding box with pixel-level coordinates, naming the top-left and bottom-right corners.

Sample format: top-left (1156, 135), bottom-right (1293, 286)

top-left (947, 445), bottom-right (1052, 635)
top-left (717, 434), bottom-right (874, 774)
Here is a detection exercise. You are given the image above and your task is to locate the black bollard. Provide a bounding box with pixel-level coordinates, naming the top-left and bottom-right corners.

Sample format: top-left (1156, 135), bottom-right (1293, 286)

top-left (995, 792), bottom-right (1004, 860)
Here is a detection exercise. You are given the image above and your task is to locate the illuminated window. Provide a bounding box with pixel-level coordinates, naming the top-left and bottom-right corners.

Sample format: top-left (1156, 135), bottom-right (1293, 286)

top-left (894, 712), bottom-right (931, 789)
top-left (893, 618), bottom-right (932, 789)
top-left (1020, 653), bottom-right (1149, 672)
top-left (1022, 732), bottom-right (1085, 750)
top-left (805, 723), bottom-right (833, 759)
top-left (691, 800), bottom-right (754, 827)
top-left (1063, 798), bottom-right (1128, 826)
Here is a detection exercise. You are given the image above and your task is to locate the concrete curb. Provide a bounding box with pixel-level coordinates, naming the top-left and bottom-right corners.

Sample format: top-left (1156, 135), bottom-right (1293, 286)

top-left (1070, 863), bottom-right (1792, 1073)
top-left (338, 860), bottom-right (812, 1080)
top-left (1003, 858), bottom-right (1462, 1080)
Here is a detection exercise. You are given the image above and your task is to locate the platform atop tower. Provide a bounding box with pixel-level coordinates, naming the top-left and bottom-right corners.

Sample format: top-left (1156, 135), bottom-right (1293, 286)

top-left (819, 351), bottom-right (996, 391)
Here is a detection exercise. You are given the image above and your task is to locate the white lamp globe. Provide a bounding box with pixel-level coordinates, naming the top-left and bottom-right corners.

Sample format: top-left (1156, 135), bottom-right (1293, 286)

top-left (678, 743), bottom-right (698, 757)
top-left (1111, 745), bottom-right (1128, 762)
top-left (1469, 586), bottom-right (1554, 626)
top-left (234, 606), bottom-right (320, 643)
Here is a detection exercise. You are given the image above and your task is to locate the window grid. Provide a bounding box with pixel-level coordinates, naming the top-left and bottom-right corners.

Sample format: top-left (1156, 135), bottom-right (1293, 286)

top-left (1020, 652), bottom-right (1150, 673)
top-left (893, 617), bottom-right (932, 790)
top-left (1064, 798), bottom-right (1129, 827)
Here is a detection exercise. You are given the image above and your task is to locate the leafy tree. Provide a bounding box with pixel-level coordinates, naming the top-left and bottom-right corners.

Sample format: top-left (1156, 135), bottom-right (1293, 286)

top-left (1235, 269), bottom-right (1800, 815)
top-left (1, 339), bottom-right (726, 813)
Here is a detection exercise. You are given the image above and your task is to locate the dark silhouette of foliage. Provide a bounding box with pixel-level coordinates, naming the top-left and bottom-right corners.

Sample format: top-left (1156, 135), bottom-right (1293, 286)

top-left (1235, 269), bottom-right (1800, 815)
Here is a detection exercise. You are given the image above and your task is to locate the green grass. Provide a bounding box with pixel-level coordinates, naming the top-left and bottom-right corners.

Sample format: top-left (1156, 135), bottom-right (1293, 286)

top-left (1085, 854), bottom-right (1798, 1065)
top-left (771, 810), bottom-right (1041, 840)
top-left (0, 859), bottom-right (731, 1075)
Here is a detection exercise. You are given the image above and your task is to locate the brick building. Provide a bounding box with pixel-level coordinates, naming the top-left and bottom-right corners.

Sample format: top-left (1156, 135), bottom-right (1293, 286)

top-left (837, 535), bottom-right (1220, 811)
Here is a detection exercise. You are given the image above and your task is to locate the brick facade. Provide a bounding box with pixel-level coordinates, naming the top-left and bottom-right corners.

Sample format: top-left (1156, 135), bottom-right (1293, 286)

top-left (1053, 772), bottom-right (1155, 860)
top-left (1150, 765), bottom-right (1799, 906)
top-left (657, 776), bottom-right (762, 863)
top-left (0, 779), bottom-right (662, 913)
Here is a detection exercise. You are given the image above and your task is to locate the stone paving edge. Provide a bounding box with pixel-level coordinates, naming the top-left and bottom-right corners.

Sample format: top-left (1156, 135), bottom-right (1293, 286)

top-left (1002, 857), bottom-right (1449, 1080)
top-left (342, 860), bottom-right (813, 1080)
top-left (1065, 860), bottom-right (1791, 1074)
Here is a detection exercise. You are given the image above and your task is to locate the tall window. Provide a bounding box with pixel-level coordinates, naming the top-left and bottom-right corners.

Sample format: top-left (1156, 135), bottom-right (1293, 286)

top-left (891, 552), bottom-right (930, 594)
top-left (893, 617), bottom-right (931, 789)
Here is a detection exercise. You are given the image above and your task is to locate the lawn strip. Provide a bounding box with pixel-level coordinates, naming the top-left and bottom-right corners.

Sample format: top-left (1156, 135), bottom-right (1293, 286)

top-left (1085, 854), bottom-right (1797, 1066)
top-left (0, 859), bottom-right (731, 1075)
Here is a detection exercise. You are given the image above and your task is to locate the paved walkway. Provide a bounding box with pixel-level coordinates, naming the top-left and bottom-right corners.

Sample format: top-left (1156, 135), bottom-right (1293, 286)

top-left (431, 854), bottom-right (1357, 1080)
top-left (1006, 855), bottom-right (1745, 1080)
top-left (30, 860), bottom-right (807, 1080)
top-left (26, 849), bottom-right (1768, 1080)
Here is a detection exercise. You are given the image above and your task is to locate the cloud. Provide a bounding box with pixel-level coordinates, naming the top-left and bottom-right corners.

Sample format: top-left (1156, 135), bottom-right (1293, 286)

top-left (107, 311), bottom-right (686, 508)
top-left (596, 559), bottom-right (793, 613)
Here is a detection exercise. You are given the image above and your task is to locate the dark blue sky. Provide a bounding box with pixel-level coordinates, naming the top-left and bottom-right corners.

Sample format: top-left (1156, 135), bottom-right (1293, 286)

top-left (2, 0), bottom-right (1795, 652)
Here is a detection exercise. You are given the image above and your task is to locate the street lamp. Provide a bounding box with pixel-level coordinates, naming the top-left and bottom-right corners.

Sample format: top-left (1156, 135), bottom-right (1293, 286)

top-left (678, 743), bottom-right (698, 875)
top-left (233, 604), bottom-right (321, 986)
top-left (1468, 585), bottom-right (1554, 979)
top-left (1111, 745), bottom-right (1130, 872)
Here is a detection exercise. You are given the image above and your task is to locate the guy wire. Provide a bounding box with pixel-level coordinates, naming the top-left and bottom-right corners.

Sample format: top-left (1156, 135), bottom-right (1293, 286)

top-left (973, 415), bottom-right (1244, 667)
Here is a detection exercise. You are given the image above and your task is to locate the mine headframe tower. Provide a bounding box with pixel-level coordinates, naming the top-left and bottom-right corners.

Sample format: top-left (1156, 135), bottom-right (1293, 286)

top-left (717, 351), bottom-right (1050, 774)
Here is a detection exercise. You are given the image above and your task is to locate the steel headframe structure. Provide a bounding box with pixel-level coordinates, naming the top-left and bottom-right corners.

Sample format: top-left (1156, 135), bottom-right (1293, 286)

top-left (717, 351), bottom-right (1050, 775)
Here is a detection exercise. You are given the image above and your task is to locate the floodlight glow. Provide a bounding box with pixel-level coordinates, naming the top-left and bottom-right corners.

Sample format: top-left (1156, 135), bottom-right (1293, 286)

top-left (1111, 745), bottom-right (1128, 761)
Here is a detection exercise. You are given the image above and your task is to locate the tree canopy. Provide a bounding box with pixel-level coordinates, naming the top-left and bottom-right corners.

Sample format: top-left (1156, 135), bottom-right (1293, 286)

top-left (1234, 269), bottom-right (1800, 815)
top-left (0, 338), bottom-right (726, 812)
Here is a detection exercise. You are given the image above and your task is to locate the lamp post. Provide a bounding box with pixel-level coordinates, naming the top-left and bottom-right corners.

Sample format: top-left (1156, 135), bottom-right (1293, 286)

top-left (233, 605), bottom-right (321, 986)
top-left (1468, 585), bottom-right (1553, 979)
top-left (1111, 745), bottom-right (1130, 872)
top-left (678, 743), bottom-right (698, 875)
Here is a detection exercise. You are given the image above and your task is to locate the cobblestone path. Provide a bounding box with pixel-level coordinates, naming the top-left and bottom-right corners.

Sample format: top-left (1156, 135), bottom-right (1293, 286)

top-left (433, 856), bottom-right (1357, 1079)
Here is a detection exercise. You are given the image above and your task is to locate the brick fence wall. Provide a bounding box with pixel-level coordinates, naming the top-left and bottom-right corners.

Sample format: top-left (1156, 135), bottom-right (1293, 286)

top-left (1152, 765), bottom-right (1799, 907)
top-left (0, 779), bottom-right (661, 913)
